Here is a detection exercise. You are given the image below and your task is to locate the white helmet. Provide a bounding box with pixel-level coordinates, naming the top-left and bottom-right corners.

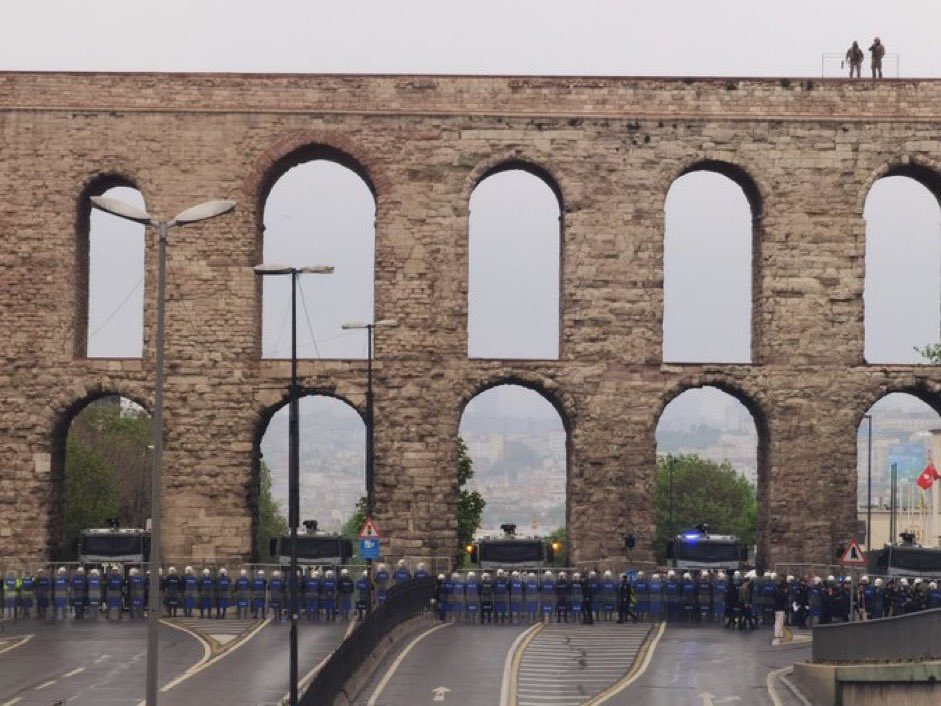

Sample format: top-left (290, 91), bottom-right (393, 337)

top-left (746, 570), bottom-right (757, 580)
top-left (240, 569), bottom-right (247, 577)
top-left (168, 566), bottom-right (177, 574)
top-left (482, 572), bottom-right (491, 580)
top-left (827, 575), bottom-right (835, 583)
top-left (682, 572), bottom-right (691, 580)
top-left (573, 572), bottom-right (581, 580)
top-left (451, 572), bottom-right (460, 580)
top-left (202, 568), bottom-right (210, 576)
top-left (543, 570), bottom-right (553, 578)
top-left (397, 559), bottom-right (407, 568)
top-left (786, 575), bottom-right (794, 582)
top-left (362, 570), bottom-right (369, 578)
top-left (377, 563), bottom-right (387, 573)
top-left (467, 572), bottom-right (476, 579)
top-left (875, 578), bottom-right (884, 587)
top-left (257, 570), bottom-right (265, 577)
top-left (77, 567), bottom-right (86, 574)
top-left (733, 570), bottom-right (742, 579)
top-left (763, 571), bottom-right (772, 578)
top-left (770, 571), bottom-right (777, 579)
top-left (844, 576), bottom-right (852, 584)
top-left (219, 568), bottom-right (228, 576)
top-left (57, 566), bottom-right (67, 575)
top-left (860, 575), bottom-right (869, 583)
top-left (558, 571), bottom-right (567, 579)
top-left (637, 571), bottom-right (645, 578)
top-left (129, 568), bottom-right (139, 576)
top-left (651, 573), bottom-right (660, 581)
top-left (185, 566), bottom-right (193, 574)
top-left (604, 570), bottom-right (613, 578)
top-left (273, 570), bottom-right (282, 578)
top-left (589, 571), bottom-right (597, 578)
top-left (496, 569), bottom-right (505, 577)
top-left (437, 573), bottom-right (445, 580)
top-left (900, 578), bottom-right (909, 587)
top-left (511, 571), bottom-right (520, 578)
top-left (929, 581), bottom-right (938, 590)
top-left (325, 569), bottom-right (335, 578)
top-left (813, 576), bottom-right (822, 585)
top-left (717, 571), bottom-right (726, 579)
top-left (90, 568), bottom-right (100, 576)
top-left (913, 577), bottom-right (923, 586)
top-left (528, 572), bottom-right (536, 579)
top-left (667, 569), bottom-right (676, 578)
top-left (340, 568), bottom-right (349, 577)
top-left (417, 562), bottom-right (427, 572)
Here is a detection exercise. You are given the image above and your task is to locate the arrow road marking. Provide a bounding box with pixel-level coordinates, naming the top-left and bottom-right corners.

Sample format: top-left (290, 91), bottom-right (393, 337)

top-left (432, 686), bottom-right (451, 702)
top-left (699, 693), bottom-right (741, 706)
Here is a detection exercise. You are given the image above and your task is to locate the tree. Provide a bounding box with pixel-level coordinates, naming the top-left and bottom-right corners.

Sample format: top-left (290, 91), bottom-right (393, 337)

top-left (64, 436), bottom-right (120, 558)
top-left (548, 525), bottom-right (567, 566)
top-left (340, 496), bottom-right (369, 539)
top-left (916, 344), bottom-right (941, 363)
top-left (256, 460), bottom-right (288, 561)
top-left (456, 437), bottom-right (485, 562)
top-left (655, 454), bottom-right (758, 564)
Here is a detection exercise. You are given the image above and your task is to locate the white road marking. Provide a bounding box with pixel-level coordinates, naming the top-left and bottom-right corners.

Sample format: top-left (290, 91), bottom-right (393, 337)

top-left (34, 680), bottom-right (56, 690)
top-left (366, 622), bottom-right (452, 706)
top-left (584, 621), bottom-right (666, 706)
top-left (93, 654), bottom-right (110, 664)
top-left (63, 667), bottom-right (86, 678)
top-left (1, 697), bottom-right (22, 706)
top-left (0, 635), bottom-right (32, 656)
top-left (432, 685), bottom-right (451, 701)
top-left (699, 692), bottom-right (741, 705)
top-left (499, 621), bottom-right (544, 706)
top-left (766, 665), bottom-right (792, 706)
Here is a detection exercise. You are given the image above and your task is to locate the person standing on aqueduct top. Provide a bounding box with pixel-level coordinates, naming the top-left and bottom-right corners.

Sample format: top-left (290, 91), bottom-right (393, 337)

top-left (869, 37), bottom-right (885, 78)
top-left (845, 41), bottom-right (863, 78)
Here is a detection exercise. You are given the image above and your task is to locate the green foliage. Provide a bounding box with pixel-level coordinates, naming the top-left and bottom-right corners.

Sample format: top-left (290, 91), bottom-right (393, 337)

top-left (916, 344), bottom-right (941, 364)
top-left (256, 460), bottom-right (288, 561)
top-left (654, 454), bottom-right (757, 564)
top-left (340, 496), bottom-right (369, 539)
top-left (457, 437), bottom-right (485, 562)
top-left (64, 436), bottom-right (120, 557)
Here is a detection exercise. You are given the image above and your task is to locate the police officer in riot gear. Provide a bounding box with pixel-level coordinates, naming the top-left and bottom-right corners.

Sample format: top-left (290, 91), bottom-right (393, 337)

top-left (197, 569), bottom-right (213, 619)
top-left (128, 568), bottom-right (145, 619)
top-left (164, 566), bottom-right (183, 617)
top-left (414, 562), bottom-right (430, 580)
top-left (251, 570), bottom-right (267, 619)
top-left (664, 570), bottom-right (680, 622)
top-left (525, 572), bottom-right (540, 623)
top-left (86, 568), bottom-right (104, 619)
top-left (540, 570), bottom-right (555, 622)
top-left (713, 571), bottom-right (728, 623)
top-left (356, 570), bottom-right (372, 620)
top-left (872, 578), bottom-right (886, 618)
top-left (587, 571), bottom-right (600, 622)
top-left (303, 567), bottom-right (320, 620)
top-left (216, 568), bottom-right (231, 618)
top-left (19, 570), bottom-right (35, 620)
top-left (464, 571), bottom-right (480, 623)
top-left (681, 572), bottom-right (696, 623)
top-left (555, 571), bottom-right (570, 623)
top-left (36, 568), bottom-right (51, 621)
top-left (569, 572), bottom-right (583, 623)
top-left (106, 565), bottom-right (124, 620)
top-left (649, 572), bottom-right (663, 622)
top-left (338, 568), bottom-right (354, 621)
top-left (393, 559), bottom-right (411, 585)
top-left (697, 571), bottom-right (712, 622)
top-left (375, 563), bottom-right (390, 606)
top-left (493, 569), bottom-right (509, 624)
top-left (617, 572), bottom-right (637, 623)
top-left (269, 570), bottom-right (285, 621)
top-left (181, 566), bottom-right (197, 618)
top-left (71, 567), bottom-right (88, 619)
top-left (53, 567), bottom-right (69, 620)
top-left (3, 570), bottom-right (17, 620)
top-left (509, 571), bottom-right (524, 624)
top-left (479, 572), bottom-right (495, 624)
top-left (451, 572), bottom-right (465, 623)
top-left (600, 570), bottom-right (617, 622)
top-left (633, 571), bottom-right (648, 620)
top-left (321, 569), bottom-right (337, 620)
top-left (235, 569), bottom-right (251, 619)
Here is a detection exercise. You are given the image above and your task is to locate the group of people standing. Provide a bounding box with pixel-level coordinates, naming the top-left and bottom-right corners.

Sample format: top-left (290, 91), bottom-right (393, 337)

top-left (434, 569), bottom-right (638, 625)
top-left (2, 566), bottom-right (147, 621)
top-left (844, 38), bottom-right (886, 78)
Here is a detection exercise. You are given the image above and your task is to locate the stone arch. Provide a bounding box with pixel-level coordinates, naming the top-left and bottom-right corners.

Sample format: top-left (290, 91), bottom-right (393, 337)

top-left (655, 377), bottom-right (771, 565)
top-left (49, 388), bottom-right (152, 559)
top-left (856, 156), bottom-right (941, 216)
top-left (75, 173), bottom-right (148, 358)
top-left (855, 379), bottom-right (941, 430)
top-left (662, 158), bottom-right (764, 364)
top-left (467, 160), bottom-right (564, 359)
top-left (862, 160), bottom-right (941, 364)
top-left (250, 389), bottom-right (366, 558)
top-left (464, 155), bottom-right (566, 212)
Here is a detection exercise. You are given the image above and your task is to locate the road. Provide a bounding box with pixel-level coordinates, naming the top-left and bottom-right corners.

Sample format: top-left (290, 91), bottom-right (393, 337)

top-left (0, 619), bottom-right (203, 706)
top-left (163, 619), bottom-right (349, 705)
top-left (355, 621), bottom-right (529, 706)
top-left (610, 625), bottom-right (812, 706)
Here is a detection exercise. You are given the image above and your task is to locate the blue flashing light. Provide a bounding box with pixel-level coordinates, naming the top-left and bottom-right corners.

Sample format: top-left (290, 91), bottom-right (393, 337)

top-left (683, 533), bottom-right (700, 541)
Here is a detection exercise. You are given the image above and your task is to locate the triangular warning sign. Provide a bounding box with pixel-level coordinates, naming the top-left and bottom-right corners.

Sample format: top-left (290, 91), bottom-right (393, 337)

top-left (358, 517), bottom-right (381, 540)
top-left (840, 539), bottom-right (867, 566)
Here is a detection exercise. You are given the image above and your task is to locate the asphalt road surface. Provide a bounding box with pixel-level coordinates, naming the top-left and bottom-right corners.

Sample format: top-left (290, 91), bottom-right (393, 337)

top-left (611, 625), bottom-right (812, 706)
top-left (0, 618), bottom-right (203, 706)
top-left (354, 621), bottom-right (529, 706)
top-left (163, 619), bottom-right (349, 705)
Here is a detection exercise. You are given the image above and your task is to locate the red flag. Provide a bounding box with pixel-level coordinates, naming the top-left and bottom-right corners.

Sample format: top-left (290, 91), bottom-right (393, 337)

top-left (916, 462), bottom-right (940, 490)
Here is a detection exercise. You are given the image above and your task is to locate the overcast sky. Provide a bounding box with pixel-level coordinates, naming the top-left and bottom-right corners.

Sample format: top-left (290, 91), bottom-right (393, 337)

top-left (20, 2), bottom-right (941, 469)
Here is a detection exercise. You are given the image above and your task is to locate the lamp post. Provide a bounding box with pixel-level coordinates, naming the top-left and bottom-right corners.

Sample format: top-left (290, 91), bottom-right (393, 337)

top-left (340, 319), bottom-right (398, 519)
top-left (90, 195), bottom-right (236, 706)
top-left (254, 263), bottom-right (333, 706)
top-left (863, 414), bottom-right (873, 550)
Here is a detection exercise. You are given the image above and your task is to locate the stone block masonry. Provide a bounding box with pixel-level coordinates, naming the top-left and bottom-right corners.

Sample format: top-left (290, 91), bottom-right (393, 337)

top-left (1, 72), bottom-right (940, 567)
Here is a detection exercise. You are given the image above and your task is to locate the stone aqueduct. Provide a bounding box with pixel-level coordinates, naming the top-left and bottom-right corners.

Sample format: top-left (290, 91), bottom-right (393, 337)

top-left (2, 71), bottom-right (941, 568)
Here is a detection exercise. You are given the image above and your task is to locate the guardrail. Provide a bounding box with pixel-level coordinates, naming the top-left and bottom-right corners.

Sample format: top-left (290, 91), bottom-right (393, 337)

top-left (299, 575), bottom-right (437, 706)
top-left (812, 607), bottom-right (941, 663)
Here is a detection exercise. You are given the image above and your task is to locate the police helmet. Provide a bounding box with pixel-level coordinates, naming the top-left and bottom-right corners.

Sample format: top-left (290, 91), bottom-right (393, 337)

top-left (239, 568), bottom-right (247, 577)
top-left (682, 572), bottom-right (691, 580)
top-left (468, 571), bottom-right (476, 579)
top-left (667, 569), bottom-right (676, 578)
top-left (325, 569), bottom-right (335, 578)
top-left (763, 571), bottom-right (772, 578)
top-left (589, 571), bottom-right (597, 578)
top-left (930, 581), bottom-right (938, 589)
top-left (913, 577), bottom-right (923, 586)
top-left (826, 575), bottom-right (835, 583)
top-left (874, 578), bottom-right (884, 587)
top-left (786, 575), bottom-right (794, 583)
top-left (745, 570), bottom-right (757, 580)
top-left (256, 569), bottom-right (265, 577)
top-left (203, 568), bottom-right (210, 576)
top-left (511, 570), bottom-right (520, 578)
top-left (496, 569), bottom-right (504, 577)
top-left (90, 568), bottom-right (100, 576)
top-left (37, 568), bottom-right (46, 575)
top-left (362, 570), bottom-right (369, 579)
top-left (482, 572), bottom-right (491, 580)
top-left (604, 570), bottom-right (613, 578)
top-left (528, 572), bottom-right (536, 579)
top-left (417, 562), bottom-right (427, 572)
top-left (900, 578), bottom-right (909, 587)
top-left (860, 575), bottom-right (869, 583)
top-left (169, 566), bottom-right (178, 574)
top-left (637, 570), bottom-right (645, 578)
top-left (451, 572), bottom-right (461, 580)
top-left (185, 565), bottom-right (193, 574)
top-left (77, 567), bottom-right (86, 574)
top-left (813, 576), bottom-right (822, 585)
top-left (130, 567), bottom-right (139, 576)
top-left (437, 573), bottom-right (445, 580)
top-left (273, 570), bottom-right (282, 578)
top-left (543, 570), bottom-right (553, 578)
top-left (340, 568), bottom-right (349, 577)
top-left (397, 559), bottom-right (407, 569)
top-left (573, 572), bottom-right (581, 580)
top-left (57, 566), bottom-right (67, 575)
top-left (651, 572), bottom-right (660, 581)
top-left (558, 571), bottom-right (567, 579)
top-left (377, 563), bottom-right (387, 573)
top-left (733, 570), bottom-right (742, 579)
top-left (219, 567), bottom-right (227, 576)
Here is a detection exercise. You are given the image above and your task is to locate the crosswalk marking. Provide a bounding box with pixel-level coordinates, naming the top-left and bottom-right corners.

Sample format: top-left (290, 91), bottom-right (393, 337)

top-left (516, 623), bottom-right (651, 706)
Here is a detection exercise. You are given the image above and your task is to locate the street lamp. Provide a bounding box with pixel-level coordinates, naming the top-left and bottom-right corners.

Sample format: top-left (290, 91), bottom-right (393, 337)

top-left (863, 414), bottom-right (873, 550)
top-left (254, 263), bottom-right (333, 706)
top-left (340, 319), bottom-right (398, 517)
top-left (90, 195), bottom-right (236, 706)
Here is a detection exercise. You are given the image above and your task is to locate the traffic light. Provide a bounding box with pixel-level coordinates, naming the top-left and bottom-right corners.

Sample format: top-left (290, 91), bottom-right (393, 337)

top-left (465, 543), bottom-right (478, 564)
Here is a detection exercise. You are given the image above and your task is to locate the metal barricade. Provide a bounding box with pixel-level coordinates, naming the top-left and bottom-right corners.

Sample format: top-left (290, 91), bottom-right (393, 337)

top-left (300, 575), bottom-right (436, 706)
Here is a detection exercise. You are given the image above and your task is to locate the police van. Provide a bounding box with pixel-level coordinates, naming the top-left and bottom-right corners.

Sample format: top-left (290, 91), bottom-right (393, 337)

top-left (869, 534), bottom-right (941, 578)
top-left (269, 520), bottom-right (353, 568)
top-left (78, 527), bottom-right (150, 566)
top-left (466, 524), bottom-right (561, 570)
top-left (666, 525), bottom-right (748, 572)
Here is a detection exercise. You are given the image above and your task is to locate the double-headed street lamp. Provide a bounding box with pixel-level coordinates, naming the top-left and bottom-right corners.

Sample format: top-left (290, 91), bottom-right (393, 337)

top-left (90, 195), bottom-right (236, 706)
top-left (340, 319), bottom-right (398, 519)
top-left (254, 263), bottom-right (333, 706)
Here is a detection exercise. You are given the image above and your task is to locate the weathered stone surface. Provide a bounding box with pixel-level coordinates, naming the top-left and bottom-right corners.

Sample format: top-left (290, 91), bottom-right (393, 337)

top-left (1, 72), bottom-right (940, 568)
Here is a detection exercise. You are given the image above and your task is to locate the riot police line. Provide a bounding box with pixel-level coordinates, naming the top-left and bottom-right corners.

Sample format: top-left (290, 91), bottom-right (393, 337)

top-left (424, 567), bottom-right (941, 629)
top-left (0, 561), bottom-right (418, 623)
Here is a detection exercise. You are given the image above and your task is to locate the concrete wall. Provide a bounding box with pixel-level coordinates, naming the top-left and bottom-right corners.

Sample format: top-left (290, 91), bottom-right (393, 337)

top-left (2, 72), bottom-right (941, 565)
